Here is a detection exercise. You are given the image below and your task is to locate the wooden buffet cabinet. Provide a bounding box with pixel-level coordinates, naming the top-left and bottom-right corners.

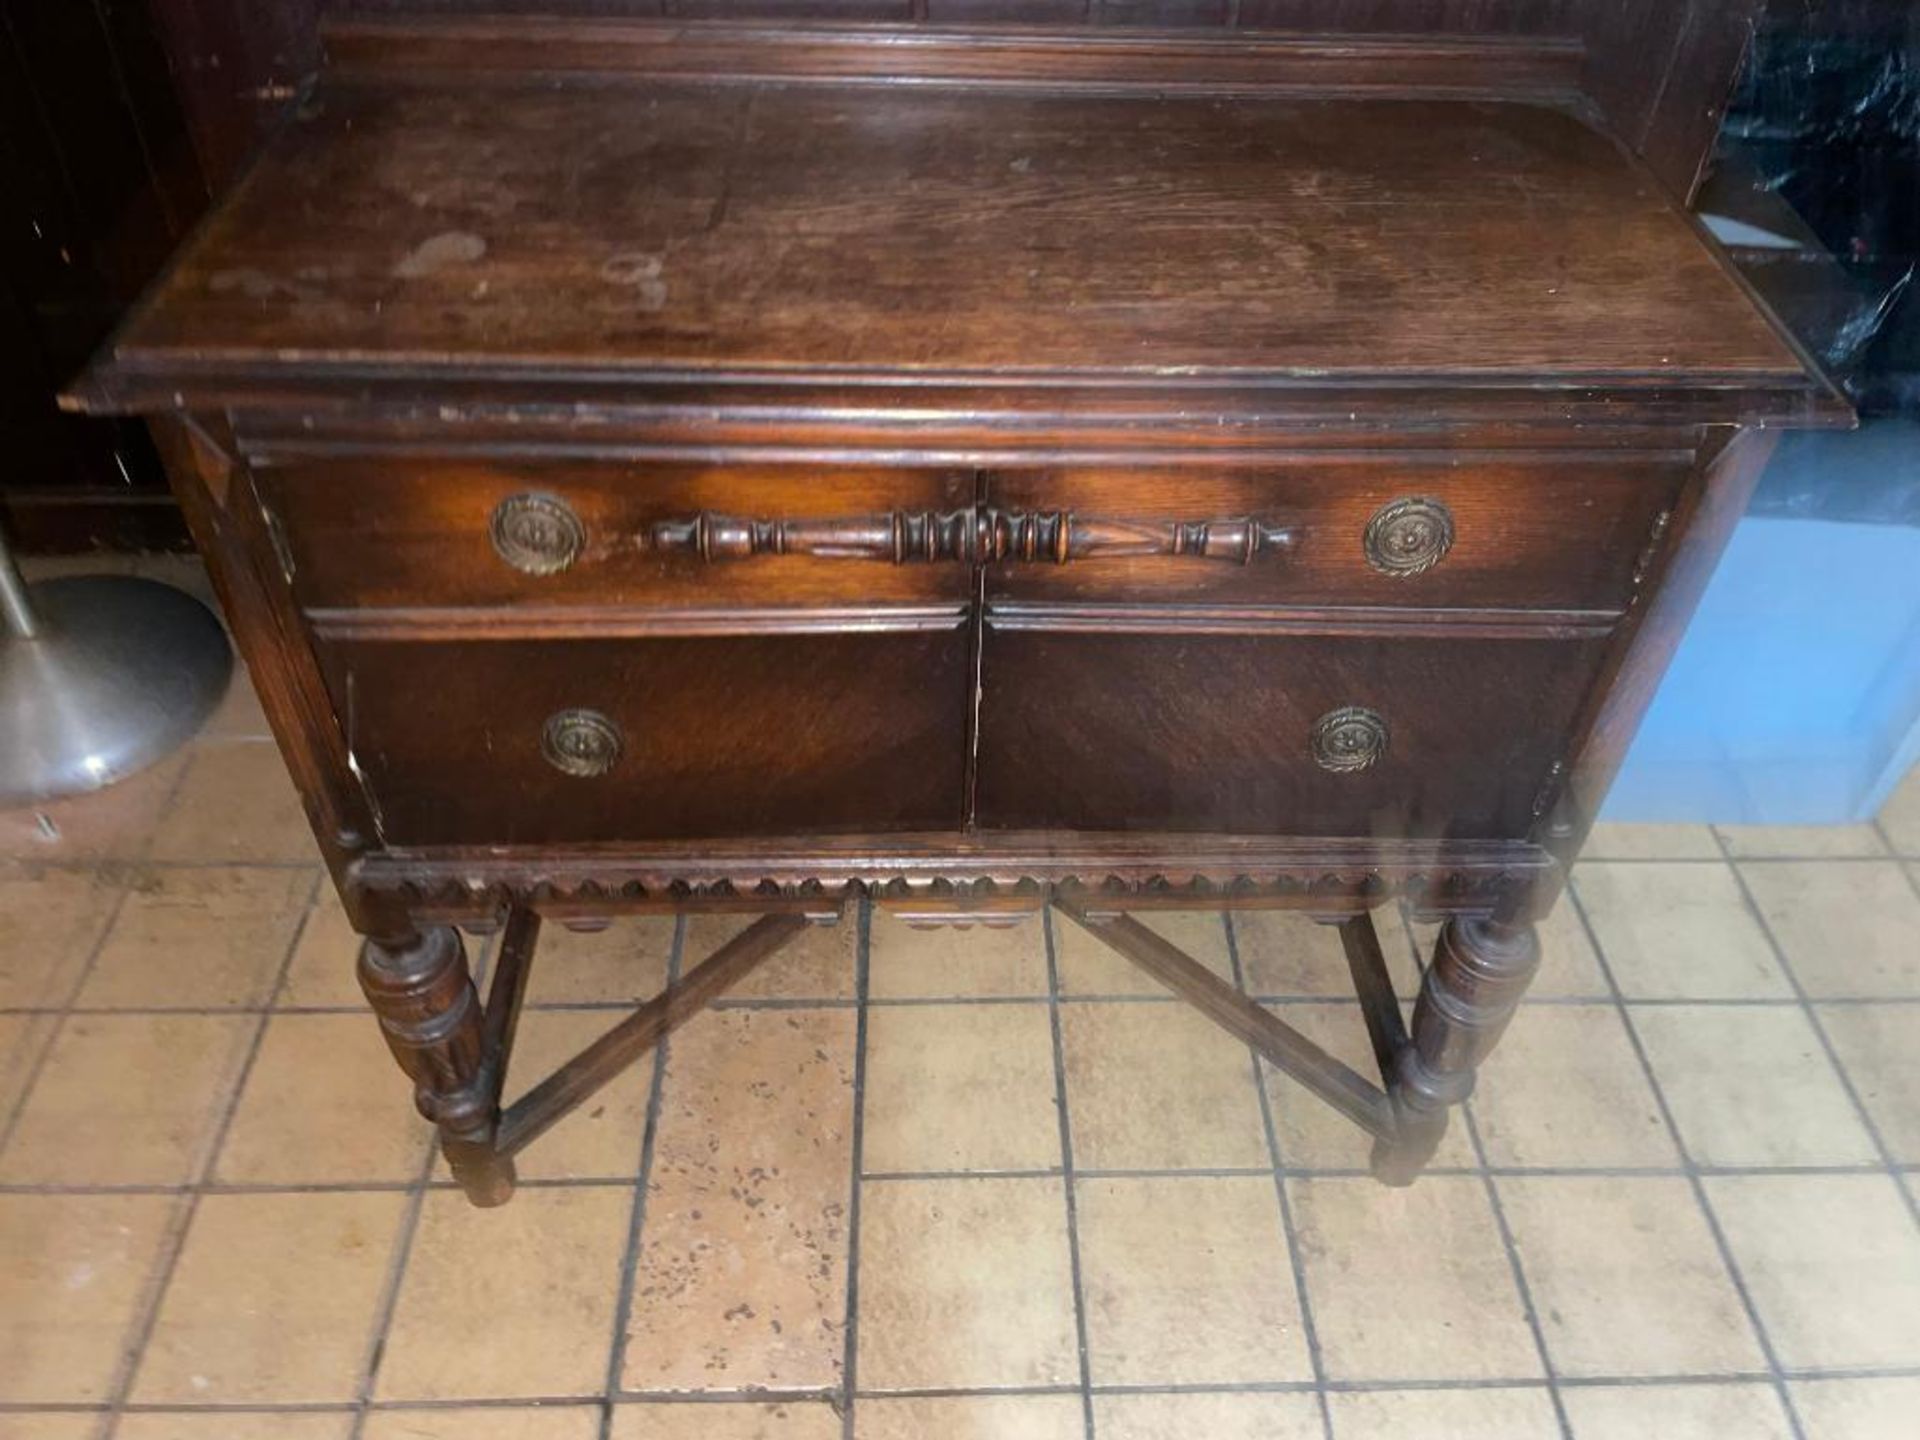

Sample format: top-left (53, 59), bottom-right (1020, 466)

top-left (67, 15), bottom-right (1847, 1206)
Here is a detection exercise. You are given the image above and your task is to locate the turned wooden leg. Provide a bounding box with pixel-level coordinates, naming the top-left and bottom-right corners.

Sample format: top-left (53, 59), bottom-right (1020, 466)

top-left (358, 924), bottom-right (515, 1207)
top-left (1373, 916), bottom-right (1540, 1186)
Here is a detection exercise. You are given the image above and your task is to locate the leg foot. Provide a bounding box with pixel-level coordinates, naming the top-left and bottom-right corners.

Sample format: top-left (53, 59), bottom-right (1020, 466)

top-left (443, 1136), bottom-right (517, 1208)
top-left (1376, 916), bottom-right (1540, 1186)
top-left (358, 924), bottom-right (513, 1207)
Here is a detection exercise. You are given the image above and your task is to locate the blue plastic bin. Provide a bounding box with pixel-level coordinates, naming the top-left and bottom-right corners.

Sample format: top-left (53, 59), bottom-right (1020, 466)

top-left (1604, 420), bottom-right (1920, 824)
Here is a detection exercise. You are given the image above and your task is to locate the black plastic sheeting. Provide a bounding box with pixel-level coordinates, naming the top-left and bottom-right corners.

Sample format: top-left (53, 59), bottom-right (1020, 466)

top-left (1712, 6), bottom-right (1919, 415)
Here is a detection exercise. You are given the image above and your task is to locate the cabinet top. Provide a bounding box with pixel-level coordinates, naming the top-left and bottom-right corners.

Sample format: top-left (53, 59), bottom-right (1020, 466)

top-left (69, 22), bottom-right (1844, 429)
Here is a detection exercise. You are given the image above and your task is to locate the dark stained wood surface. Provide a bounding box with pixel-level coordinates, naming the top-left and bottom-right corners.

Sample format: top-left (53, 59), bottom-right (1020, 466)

top-left (182, 5), bottom-right (1773, 206)
top-left (1548, 428), bottom-right (1783, 870)
top-left (317, 629), bottom-right (972, 845)
top-left (80, 66), bottom-right (1813, 409)
top-left (974, 628), bottom-right (1608, 835)
top-left (258, 452), bottom-right (1683, 615)
top-left (84, 16), bottom-right (1847, 1201)
top-left (258, 457), bottom-right (977, 609)
top-left (322, 14), bottom-right (1585, 94)
top-left (984, 458), bottom-right (1686, 611)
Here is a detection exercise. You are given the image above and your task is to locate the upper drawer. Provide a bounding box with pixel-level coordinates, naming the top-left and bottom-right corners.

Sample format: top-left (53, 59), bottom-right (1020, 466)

top-left (983, 458), bottom-right (1686, 612)
top-left (255, 457), bottom-right (976, 611)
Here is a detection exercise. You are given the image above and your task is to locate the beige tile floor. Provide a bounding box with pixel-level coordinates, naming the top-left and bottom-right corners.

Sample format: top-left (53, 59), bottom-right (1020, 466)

top-left (3, 563), bottom-right (1920, 1439)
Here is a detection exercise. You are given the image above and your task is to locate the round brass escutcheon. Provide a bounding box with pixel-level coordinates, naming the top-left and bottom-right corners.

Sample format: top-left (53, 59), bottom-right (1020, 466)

top-left (1311, 706), bottom-right (1390, 773)
top-left (541, 708), bottom-right (622, 778)
top-left (490, 492), bottom-right (585, 576)
top-left (1364, 496), bottom-right (1455, 577)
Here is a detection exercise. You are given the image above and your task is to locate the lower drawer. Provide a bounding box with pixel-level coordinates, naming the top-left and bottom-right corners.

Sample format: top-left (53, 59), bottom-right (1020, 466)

top-left (973, 627), bottom-right (1608, 837)
top-left (317, 629), bottom-right (971, 846)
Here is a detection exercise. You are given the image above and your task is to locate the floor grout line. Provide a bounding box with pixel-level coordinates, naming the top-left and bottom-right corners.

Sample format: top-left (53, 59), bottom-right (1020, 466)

top-left (1565, 880), bottom-right (1813, 1440)
top-left (18, 1360), bottom-right (1920, 1420)
top-left (345, 1110), bottom-right (441, 1439)
top-left (1041, 906), bottom-right (1098, 1440)
top-left (7, 827), bottom-right (1917, 1429)
top-left (99, 869), bottom-right (323, 1440)
top-left (837, 899), bottom-right (874, 1440)
top-left (6, 1159), bottom-right (1910, 1199)
top-left (1409, 874), bottom-right (1578, 1440)
top-left (0, 882), bottom-right (138, 1160)
top-left (1892, 836), bottom-right (1920, 894)
top-left (1226, 911), bottom-right (1336, 1440)
top-left (1711, 832), bottom-right (1920, 1237)
top-left (1458, 1103), bottom-right (1578, 1440)
top-left (1578, 851), bottom-right (1902, 866)
top-left (346, 925), bottom-right (501, 1440)
top-left (14, 988), bottom-right (1920, 1021)
top-left (598, 913), bottom-right (686, 1440)
top-left (31, 989), bottom-right (1920, 1022)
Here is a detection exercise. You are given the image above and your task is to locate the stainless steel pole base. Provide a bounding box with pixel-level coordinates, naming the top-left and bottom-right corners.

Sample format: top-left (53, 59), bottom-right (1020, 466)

top-left (0, 575), bottom-right (233, 807)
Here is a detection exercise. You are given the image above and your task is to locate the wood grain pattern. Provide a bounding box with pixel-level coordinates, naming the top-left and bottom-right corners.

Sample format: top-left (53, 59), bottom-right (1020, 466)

top-left (77, 67), bottom-right (1812, 411)
top-left (1547, 428), bottom-right (1783, 868)
top-left (147, 415), bottom-right (379, 892)
top-left (77, 18), bottom-right (1842, 1201)
top-left (141, 5), bottom-right (1773, 231)
top-left (316, 629), bottom-right (973, 845)
top-left (346, 832), bottom-right (1557, 923)
top-left (974, 628), bottom-right (1609, 835)
top-left (358, 923), bottom-right (515, 1204)
top-left (322, 14), bottom-right (1584, 94)
top-left (256, 458), bottom-right (976, 609)
top-left (985, 459), bottom-right (1685, 611)
top-left (1376, 915), bottom-right (1540, 1182)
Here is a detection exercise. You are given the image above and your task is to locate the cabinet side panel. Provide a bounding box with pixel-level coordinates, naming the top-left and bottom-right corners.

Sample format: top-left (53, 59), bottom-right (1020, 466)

top-left (1552, 427), bottom-right (1779, 865)
top-left (148, 413), bottom-right (378, 909)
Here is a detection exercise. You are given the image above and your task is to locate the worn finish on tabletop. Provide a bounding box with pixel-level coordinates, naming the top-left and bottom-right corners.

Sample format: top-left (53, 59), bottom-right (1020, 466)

top-left (84, 74), bottom-right (1812, 398)
top-left (65, 20), bottom-right (1843, 1204)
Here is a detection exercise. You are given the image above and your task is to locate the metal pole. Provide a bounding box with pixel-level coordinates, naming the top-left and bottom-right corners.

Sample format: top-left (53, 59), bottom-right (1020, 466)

top-left (0, 525), bottom-right (43, 639)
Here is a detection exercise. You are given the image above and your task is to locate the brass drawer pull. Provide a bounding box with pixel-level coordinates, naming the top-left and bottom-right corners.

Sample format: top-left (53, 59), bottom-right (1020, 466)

top-left (647, 509), bottom-right (1295, 566)
top-left (491, 493), bottom-right (586, 575)
top-left (980, 510), bottom-right (1294, 566)
top-left (1311, 706), bottom-right (1389, 773)
top-left (1363, 496), bottom-right (1454, 577)
top-left (541, 708), bottom-right (622, 777)
top-left (648, 510), bottom-right (971, 564)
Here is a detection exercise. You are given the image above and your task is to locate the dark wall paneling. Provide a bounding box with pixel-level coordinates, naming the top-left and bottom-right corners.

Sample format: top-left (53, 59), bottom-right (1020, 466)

top-left (1, 0), bottom-right (206, 551)
top-left (147, 0), bottom-right (322, 190)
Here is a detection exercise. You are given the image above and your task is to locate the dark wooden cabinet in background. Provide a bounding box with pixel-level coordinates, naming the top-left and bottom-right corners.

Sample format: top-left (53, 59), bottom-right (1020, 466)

top-left (66, 14), bottom-right (1844, 1206)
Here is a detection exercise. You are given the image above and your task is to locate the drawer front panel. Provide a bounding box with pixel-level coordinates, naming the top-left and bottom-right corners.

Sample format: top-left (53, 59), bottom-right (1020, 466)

top-left (260, 458), bottom-right (977, 611)
top-left (973, 628), bottom-right (1607, 837)
top-left (318, 629), bottom-right (970, 846)
top-left (983, 460), bottom-right (1683, 612)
